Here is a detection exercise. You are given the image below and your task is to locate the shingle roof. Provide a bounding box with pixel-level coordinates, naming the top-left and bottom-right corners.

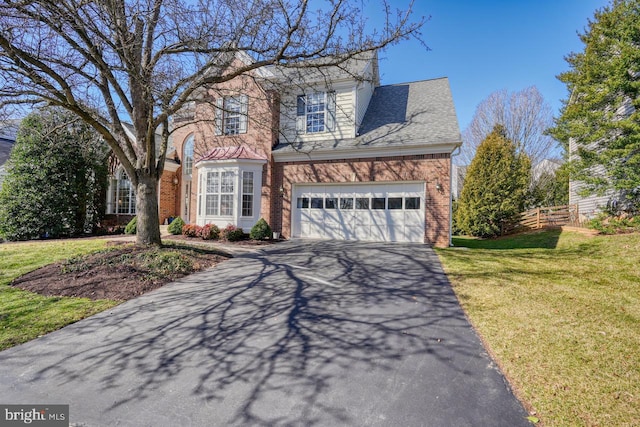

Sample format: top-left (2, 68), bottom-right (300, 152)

top-left (273, 77), bottom-right (461, 155)
top-left (0, 139), bottom-right (13, 167)
top-left (198, 145), bottom-right (267, 162)
top-left (266, 51), bottom-right (378, 86)
top-left (0, 121), bottom-right (18, 167)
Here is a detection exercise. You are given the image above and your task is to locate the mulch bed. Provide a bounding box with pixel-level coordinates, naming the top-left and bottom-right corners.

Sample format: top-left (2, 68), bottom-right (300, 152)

top-left (10, 242), bottom-right (230, 301)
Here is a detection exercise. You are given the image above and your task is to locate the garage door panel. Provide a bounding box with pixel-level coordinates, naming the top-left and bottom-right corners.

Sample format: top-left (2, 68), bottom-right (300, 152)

top-left (405, 226), bottom-right (425, 243)
top-left (323, 211), bottom-right (344, 239)
top-left (368, 223), bottom-right (386, 241)
top-left (293, 183), bottom-right (426, 243)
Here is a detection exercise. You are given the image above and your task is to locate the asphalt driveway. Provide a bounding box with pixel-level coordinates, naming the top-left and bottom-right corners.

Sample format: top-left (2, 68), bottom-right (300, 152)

top-left (0, 240), bottom-right (531, 426)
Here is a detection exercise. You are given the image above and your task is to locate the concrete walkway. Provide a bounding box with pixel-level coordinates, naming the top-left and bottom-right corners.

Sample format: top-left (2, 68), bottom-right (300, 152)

top-left (0, 240), bottom-right (531, 426)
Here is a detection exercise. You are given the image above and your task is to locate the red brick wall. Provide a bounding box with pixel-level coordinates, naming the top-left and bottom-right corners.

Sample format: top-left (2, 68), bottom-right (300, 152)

top-left (158, 170), bottom-right (179, 224)
top-left (273, 153), bottom-right (451, 247)
top-left (171, 68), bottom-right (279, 224)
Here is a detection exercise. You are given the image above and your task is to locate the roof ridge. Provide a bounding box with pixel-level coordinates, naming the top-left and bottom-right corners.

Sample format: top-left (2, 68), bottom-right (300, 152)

top-left (377, 77), bottom-right (449, 88)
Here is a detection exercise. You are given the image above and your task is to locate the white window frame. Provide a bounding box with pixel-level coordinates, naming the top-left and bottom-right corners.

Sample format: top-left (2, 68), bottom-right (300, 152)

top-left (201, 170), bottom-right (235, 217)
top-left (183, 135), bottom-right (194, 176)
top-left (241, 171), bottom-right (254, 217)
top-left (220, 171), bottom-right (235, 216)
top-left (215, 95), bottom-right (248, 136)
top-left (204, 171), bottom-right (220, 216)
top-left (296, 91), bottom-right (336, 134)
top-left (107, 168), bottom-right (136, 215)
top-left (195, 160), bottom-right (265, 231)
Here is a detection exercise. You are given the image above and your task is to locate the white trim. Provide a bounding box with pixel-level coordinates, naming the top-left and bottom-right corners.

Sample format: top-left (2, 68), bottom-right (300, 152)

top-left (163, 160), bottom-right (180, 173)
top-left (107, 167), bottom-right (136, 215)
top-left (194, 161), bottom-right (265, 231)
top-left (195, 158), bottom-right (267, 168)
top-left (272, 142), bottom-right (459, 162)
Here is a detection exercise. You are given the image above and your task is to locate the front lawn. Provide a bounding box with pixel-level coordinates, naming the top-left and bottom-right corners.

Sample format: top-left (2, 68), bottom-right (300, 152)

top-left (0, 239), bottom-right (118, 350)
top-left (436, 230), bottom-right (640, 426)
top-left (0, 239), bottom-right (228, 351)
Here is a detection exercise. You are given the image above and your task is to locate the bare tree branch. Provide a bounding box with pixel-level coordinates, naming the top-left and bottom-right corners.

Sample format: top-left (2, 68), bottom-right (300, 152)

top-left (0, 0), bottom-right (425, 244)
top-left (459, 87), bottom-right (559, 167)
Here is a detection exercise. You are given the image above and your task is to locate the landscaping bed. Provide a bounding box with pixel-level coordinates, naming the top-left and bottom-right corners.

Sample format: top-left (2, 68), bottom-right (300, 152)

top-left (10, 242), bottom-right (229, 301)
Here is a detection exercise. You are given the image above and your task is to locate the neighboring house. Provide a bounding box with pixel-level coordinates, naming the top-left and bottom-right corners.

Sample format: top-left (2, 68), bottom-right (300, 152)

top-left (568, 97), bottom-right (635, 220)
top-left (111, 51), bottom-right (462, 246)
top-left (568, 140), bottom-right (616, 221)
top-left (532, 158), bottom-right (563, 183)
top-left (0, 120), bottom-right (19, 188)
top-left (451, 164), bottom-right (467, 201)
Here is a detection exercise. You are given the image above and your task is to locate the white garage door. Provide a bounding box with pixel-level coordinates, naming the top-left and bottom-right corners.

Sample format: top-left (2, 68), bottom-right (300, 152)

top-left (292, 182), bottom-right (425, 243)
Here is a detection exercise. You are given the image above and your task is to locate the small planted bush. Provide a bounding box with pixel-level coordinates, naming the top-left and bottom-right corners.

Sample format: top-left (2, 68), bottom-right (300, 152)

top-left (588, 213), bottom-right (640, 234)
top-left (249, 218), bottom-right (272, 240)
top-left (168, 217), bottom-right (185, 235)
top-left (124, 216), bottom-right (137, 234)
top-left (182, 224), bottom-right (199, 238)
top-left (222, 224), bottom-right (245, 242)
top-left (199, 223), bottom-right (220, 240)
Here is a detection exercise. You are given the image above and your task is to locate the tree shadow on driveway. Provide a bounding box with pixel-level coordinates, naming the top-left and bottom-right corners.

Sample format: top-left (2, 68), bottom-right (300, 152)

top-left (0, 240), bottom-right (531, 426)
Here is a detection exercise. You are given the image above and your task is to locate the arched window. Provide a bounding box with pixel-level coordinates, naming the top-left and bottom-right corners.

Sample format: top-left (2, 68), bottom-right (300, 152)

top-left (107, 168), bottom-right (136, 214)
top-left (183, 135), bottom-right (194, 176)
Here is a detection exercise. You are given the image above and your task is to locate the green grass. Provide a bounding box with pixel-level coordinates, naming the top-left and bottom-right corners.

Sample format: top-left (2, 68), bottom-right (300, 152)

top-left (436, 230), bottom-right (640, 426)
top-left (0, 239), bottom-right (119, 350)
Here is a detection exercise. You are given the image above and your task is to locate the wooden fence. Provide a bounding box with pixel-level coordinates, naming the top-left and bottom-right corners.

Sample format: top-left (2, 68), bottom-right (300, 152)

top-left (502, 204), bottom-right (579, 235)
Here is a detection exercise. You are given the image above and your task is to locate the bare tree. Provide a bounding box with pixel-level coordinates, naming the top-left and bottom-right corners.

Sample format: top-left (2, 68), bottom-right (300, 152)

top-left (0, 0), bottom-right (424, 245)
top-left (458, 86), bottom-right (558, 167)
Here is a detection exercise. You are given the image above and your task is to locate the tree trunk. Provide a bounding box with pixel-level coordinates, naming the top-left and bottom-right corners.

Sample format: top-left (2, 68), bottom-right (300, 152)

top-left (135, 173), bottom-right (162, 246)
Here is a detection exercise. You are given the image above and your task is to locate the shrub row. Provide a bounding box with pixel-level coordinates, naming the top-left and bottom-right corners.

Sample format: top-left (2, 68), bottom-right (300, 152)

top-left (117, 216), bottom-right (275, 242)
top-left (180, 223), bottom-right (245, 241)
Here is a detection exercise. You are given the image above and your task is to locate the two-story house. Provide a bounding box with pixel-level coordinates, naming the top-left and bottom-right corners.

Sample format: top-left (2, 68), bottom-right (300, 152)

top-left (0, 120), bottom-right (19, 188)
top-left (108, 51), bottom-right (462, 247)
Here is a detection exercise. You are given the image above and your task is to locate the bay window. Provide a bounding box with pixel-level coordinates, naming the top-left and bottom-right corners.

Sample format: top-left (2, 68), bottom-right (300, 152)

top-left (195, 160), bottom-right (265, 231)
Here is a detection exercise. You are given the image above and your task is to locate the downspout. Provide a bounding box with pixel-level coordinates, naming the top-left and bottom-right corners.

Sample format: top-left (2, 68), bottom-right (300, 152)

top-left (449, 143), bottom-right (462, 247)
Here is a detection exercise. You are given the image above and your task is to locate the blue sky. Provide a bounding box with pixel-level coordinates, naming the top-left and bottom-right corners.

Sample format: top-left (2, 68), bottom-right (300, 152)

top-left (369, 0), bottom-right (609, 133)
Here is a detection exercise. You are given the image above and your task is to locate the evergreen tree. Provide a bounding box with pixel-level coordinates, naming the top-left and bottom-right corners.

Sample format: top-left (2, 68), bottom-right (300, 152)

top-left (550, 0), bottom-right (640, 213)
top-left (0, 108), bottom-right (107, 240)
top-left (455, 126), bottom-right (531, 238)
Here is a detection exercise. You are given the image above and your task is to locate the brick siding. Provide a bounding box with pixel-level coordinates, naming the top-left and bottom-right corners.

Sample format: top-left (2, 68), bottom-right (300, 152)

top-left (272, 153), bottom-right (451, 247)
top-left (158, 170), bottom-right (179, 224)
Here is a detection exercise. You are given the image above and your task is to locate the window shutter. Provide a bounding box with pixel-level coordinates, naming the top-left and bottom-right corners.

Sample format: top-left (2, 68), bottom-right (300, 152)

top-left (214, 98), bottom-right (223, 135)
top-left (326, 91), bottom-right (336, 131)
top-left (239, 95), bottom-right (248, 134)
top-left (296, 95), bottom-right (306, 133)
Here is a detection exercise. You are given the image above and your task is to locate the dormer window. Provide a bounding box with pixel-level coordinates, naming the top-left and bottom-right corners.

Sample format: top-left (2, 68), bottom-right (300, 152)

top-left (296, 91), bottom-right (336, 134)
top-left (215, 95), bottom-right (248, 135)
